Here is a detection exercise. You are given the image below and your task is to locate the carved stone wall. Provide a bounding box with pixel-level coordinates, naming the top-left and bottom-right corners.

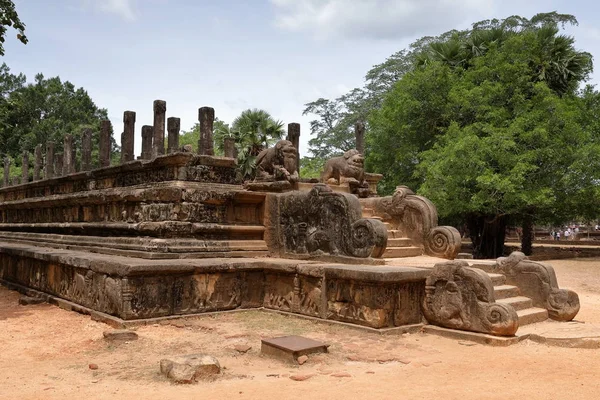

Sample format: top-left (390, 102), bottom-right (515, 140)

top-left (495, 252), bottom-right (580, 321)
top-left (361, 185), bottom-right (461, 259)
top-left (0, 243), bottom-right (428, 326)
top-left (265, 184), bottom-right (388, 258)
top-left (422, 261), bottom-right (519, 336)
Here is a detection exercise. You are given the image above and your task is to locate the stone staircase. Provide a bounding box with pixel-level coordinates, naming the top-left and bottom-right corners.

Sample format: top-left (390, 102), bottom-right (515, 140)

top-left (362, 207), bottom-right (423, 258)
top-left (487, 271), bottom-right (549, 327)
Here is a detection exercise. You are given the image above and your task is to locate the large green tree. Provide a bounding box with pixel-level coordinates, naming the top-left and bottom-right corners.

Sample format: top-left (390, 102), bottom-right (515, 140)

top-left (368, 14), bottom-right (596, 258)
top-left (0, 64), bottom-right (113, 172)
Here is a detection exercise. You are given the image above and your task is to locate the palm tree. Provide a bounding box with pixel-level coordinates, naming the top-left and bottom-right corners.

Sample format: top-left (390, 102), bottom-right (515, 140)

top-left (230, 109), bottom-right (286, 179)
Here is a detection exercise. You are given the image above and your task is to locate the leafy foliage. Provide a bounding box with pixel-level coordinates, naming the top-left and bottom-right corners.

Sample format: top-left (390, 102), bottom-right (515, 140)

top-left (0, 0), bottom-right (27, 56)
top-left (0, 63), bottom-right (113, 173)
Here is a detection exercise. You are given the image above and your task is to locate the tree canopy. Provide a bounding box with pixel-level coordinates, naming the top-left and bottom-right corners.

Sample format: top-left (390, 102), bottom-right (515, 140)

top-left (304, 12), bottom-right (600, 258)
top-left (0, 63), bottom-right (113, 174)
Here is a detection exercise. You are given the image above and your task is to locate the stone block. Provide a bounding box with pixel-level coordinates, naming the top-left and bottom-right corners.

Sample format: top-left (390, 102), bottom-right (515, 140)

top-left (159, 354), bottom-right (220, 383)
top-left (102, 329), bottom-right (139, 341)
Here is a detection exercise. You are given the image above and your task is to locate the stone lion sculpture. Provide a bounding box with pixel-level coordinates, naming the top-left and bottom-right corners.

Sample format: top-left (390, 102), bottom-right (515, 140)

top-left (254, 140), bottom-right (299, 182)
top-left (321, 149), bottom-right (365, 185)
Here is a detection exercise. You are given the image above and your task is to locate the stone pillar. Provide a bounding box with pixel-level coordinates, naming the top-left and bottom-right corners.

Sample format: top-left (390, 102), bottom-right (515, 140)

top-left (45, 141), bottom-right (55, 179)
top-left (12, 176), bottom-right (19, 186)
top-left (141, 125), bottom-right (153, 160)
top-left (3, 157), bottom-right (9, 187)
top-left (198, 106), bottom-right (214, 156)
top-left (167, 117), bottom-right (180, 154)
top-left (34, 144), bottom-right (42, 181)
top-left (22, 151), bottom-right (29, 183)
top-left (99, 120), bottom-right (112, 168)
top-left (287, 123), bottom-right (301, 172)
top-left (81, 128), bottom-right (92, 171)
top-left (63, 134), bottom-right (75, 175)
top-left (122, 111), bottom-right (136, 163)
top-left (55, 153), bottom-right (64, 177)
top-left (153, 100), bottom-right (166, 157)
top-left (224, 137), bottom-right (236, 158)
top-left (355, 121), bottom-right (365, 155)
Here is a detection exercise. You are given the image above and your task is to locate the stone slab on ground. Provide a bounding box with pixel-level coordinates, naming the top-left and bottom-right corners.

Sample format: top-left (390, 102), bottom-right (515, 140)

top-left (516, 320), bottom-right (600, 348)
top-left (261, 335), bottom-right (329, 363)
top-left (103, 329), bottom-right (138, 341)
top-left (159, 354), bottom-right (220, 383)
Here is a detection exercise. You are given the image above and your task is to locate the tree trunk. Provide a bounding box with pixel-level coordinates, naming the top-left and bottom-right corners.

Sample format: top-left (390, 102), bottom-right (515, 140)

top-left (521, 213), bottom-right (534, 256)
top-left (467, 213), bottom-right (507, 259)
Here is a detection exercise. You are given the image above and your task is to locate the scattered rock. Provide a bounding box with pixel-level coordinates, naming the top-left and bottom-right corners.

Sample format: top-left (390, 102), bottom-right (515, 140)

top-left (103, 330), bottom-right (138, 341)
top-left (346, 355), bottom-right (362, 362)
top-left (172, 321), bottom-right (186, 328)
top-left (19, 296), bottom-right (45, 305)
top-left (234, 344), bottom-right (252, 354)
top-left (398, 359), bottom-right (411, 365)
top-left (266, 374), bottom-right (279, 378)
top-left (366, 371), bottom-right (375, 374)
top-left (458, 341), bottom-right (477, 347)
top-left (331, 372), bottom-right (352, 378)
top-left (297, 355), bottom-right (309, 365)
top-left (160, 354), bottom-right (221, 383)
top-left (88, 363), bottom-right (98, 370)
top-left (289, 374), bottom-right (315, 381)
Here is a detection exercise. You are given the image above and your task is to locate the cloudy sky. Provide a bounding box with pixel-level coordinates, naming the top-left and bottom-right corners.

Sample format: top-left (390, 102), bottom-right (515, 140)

top-left (5, 0), bottom-right (600, 156)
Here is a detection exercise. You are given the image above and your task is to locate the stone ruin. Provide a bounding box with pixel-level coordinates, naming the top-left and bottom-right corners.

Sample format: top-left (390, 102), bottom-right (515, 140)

top-left (0, 102), bottom-right (580, 339)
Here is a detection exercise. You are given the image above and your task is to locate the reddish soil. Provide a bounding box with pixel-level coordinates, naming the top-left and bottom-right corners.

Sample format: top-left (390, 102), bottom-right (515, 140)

top-left (1, 258), bottom-right (599, 400)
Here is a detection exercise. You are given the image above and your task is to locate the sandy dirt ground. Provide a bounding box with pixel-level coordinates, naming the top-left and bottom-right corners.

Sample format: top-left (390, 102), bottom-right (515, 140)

top-left (1, 258), bottom-right (600, 400)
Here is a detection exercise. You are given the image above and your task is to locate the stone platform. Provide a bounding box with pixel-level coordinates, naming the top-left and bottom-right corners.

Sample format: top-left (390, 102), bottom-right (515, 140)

top-left (0, 240), bottom-right (428, 329)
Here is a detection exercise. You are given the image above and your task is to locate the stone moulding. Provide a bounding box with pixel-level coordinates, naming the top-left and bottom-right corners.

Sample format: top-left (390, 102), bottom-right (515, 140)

top-left (0, 241), bottom-right (428, 329)
top-left (265, 184), bottom-right (388, 259)
top-left (495, 252), bottom-right (580, 321)
top-left (360, 185), bottom-right (461, 259)
top-left (422, 260), bottom-right (519, 336)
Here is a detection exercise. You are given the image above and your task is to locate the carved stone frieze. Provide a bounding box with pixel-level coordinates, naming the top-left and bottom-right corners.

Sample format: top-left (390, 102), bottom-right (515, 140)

top-left (422, 260), bottom-right (519, 336)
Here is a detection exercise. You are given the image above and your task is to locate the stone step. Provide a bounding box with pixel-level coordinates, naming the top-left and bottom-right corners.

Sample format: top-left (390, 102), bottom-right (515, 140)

top-left (384, 222), bottom-right (392, 230)
top-left (387, 230), bottom-right (404, 239)
top-left (496, 296), bottom-right (533, 311)
top-left (517, 307), bottom-right (548, 326)
top-left (494, 284), bottom-right (520, 300)
top-left (361, 208), bottom-right (374, 217)
top-left (387, 238), bottom-right (412, 248)
top-left (382, 246), bottom-right (423, 258)
top-left (487, 273), bottom-right (506, 285)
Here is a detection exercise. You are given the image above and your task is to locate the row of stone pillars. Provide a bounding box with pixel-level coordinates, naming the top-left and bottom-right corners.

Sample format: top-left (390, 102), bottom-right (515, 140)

top-left (1, 100), bottom-right (308, 188)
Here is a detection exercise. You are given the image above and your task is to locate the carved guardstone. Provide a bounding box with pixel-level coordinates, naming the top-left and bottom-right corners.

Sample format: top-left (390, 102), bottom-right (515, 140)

top-left (423, 260), bottom-right (519, 336)
top-left (266, 184), bottom-right (388, 258)
top-left (495, 252), bottom-right (580, 321)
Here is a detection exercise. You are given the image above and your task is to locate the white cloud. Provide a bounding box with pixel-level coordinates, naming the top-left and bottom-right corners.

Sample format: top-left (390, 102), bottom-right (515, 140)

top-left (270, 0), bottom-right (495, 40)
top-left (80, 0), bottom-right (137, 21)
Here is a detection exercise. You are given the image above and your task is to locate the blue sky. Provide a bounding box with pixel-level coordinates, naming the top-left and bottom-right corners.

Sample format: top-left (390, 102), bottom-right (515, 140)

top-left (4, 0), bottom-right (600, 156)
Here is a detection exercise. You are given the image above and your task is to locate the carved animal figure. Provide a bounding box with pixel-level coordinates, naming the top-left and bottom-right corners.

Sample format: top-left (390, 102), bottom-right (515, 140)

top-left (321, 149), bottom-right (365, 186)
top-left (254, 140), bottom-right (299, 182)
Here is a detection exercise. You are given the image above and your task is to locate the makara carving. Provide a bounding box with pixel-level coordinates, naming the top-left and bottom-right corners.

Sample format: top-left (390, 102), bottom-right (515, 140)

top-left (423, 260), bottom-right (519, 336)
